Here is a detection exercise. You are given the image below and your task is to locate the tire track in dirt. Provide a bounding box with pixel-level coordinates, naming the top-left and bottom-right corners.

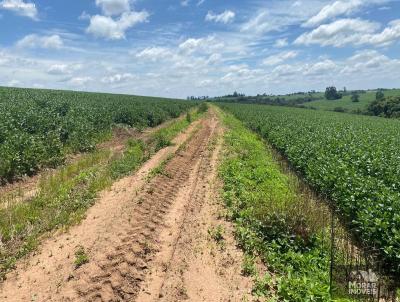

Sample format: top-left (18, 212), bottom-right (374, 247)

top-left (61, 117), bottom-right (213, 301)
top-left (136, 111), bottom-right (254, 302)
top-left (0, 118), bottom-right (202, 302)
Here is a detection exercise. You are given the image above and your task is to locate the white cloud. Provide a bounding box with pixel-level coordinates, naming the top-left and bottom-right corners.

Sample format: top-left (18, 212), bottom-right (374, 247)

top-left (205, 10), bottom-right (235, 24)
top-left (294, 18), bottom-right (380, 47)
top-left (304, 59), bottom-right (337, 75)
top-left (207, 53), bottom-right (222, 64)
top-left (101, 73), bottom-right (135, 84)
top-left (366, 19), bottom-right (400, 46)
top-left (69, 76), bottom-right (92, 86)
top-left (196, 79), bottom-right (212, 88)
top-left (16, 34), bottom-right (64, 49)
top-left (271, 64), bottom-right (301, 77)
top-left (47, 64), bottom-right (82, 75)
top-left (197, 0), bottom-right (205, 6)
top-left (0, 0), bottom-right (37, 20)
top-left (262, 51), bottom-right (298, 66)
top-left (304, 0), bottom-right (386, 28)
top-left (181, 0), bottom-right (189, 6)
top-left (86, 11), bottom-right (149, 40)
top-left (219, 67), bottom-right (264, 88)
top-left (240, 10), bottom-right (271, 34)
top-left (274, 38), bottom-right (289, 48)
top-left (296, 18), bottom-right (400, 47)
top-left (341, 49), bottom-right (399, 74)
top-left (135, 47), bottom-right (172, 62)
top-left (304, 0), bottom-right (363, 27)
top-left (179, 36), bottom-right (224, 54)
top-left (239, 2), bottom-right (327, 36)
top-left (95, 0), bottom-right (130, 16)
top-left (79, 11), bottom-right (90, 20)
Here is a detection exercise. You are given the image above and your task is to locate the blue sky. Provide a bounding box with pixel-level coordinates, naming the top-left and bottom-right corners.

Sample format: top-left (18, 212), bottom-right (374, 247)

top-left (0, 0), bottom-right (400, 98)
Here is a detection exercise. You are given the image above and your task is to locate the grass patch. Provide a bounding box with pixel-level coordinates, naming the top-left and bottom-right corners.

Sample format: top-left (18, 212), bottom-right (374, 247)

top-left (208, 225), bottom-right (225, 243)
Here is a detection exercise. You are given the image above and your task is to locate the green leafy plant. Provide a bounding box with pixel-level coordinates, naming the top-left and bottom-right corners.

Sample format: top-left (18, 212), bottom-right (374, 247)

top-left (74, 246), bottom-right (89, 268)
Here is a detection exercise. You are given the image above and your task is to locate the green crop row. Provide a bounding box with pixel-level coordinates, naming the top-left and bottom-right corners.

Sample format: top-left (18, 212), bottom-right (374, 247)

top-left (218, 103), bottom-right (400, 277)
top-left (0, 87), bottom-right (196, 183)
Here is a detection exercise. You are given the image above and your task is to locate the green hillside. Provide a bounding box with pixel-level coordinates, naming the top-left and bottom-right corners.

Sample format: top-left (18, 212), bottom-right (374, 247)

top-left (303, 89), bottom-right (400, 112)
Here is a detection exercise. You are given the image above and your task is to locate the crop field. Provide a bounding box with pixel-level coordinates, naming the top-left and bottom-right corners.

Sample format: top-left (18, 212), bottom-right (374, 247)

top-left (218, 103), bottom-right (400, 279)
top-left (0, 87), bottom-right (196, 183)
top-left (1, 86), bottom-right (399, 301)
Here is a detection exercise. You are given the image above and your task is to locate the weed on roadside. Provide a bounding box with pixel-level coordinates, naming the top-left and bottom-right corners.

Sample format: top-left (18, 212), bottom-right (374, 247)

top-left (74, 246), bottom-right (89, 268)
top-left (208, 225), bottom-right (225, 243)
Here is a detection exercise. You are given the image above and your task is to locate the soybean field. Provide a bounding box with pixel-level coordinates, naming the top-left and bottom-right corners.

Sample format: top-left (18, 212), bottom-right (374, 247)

top-left (219, 103), bottom-right (400, 277)
top-left (0, 87), bottom-right (196, 183)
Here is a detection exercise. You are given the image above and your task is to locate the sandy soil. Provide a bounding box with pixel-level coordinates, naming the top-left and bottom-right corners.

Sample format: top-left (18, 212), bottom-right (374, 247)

top-left (0, 110), bottom-right (253, 302)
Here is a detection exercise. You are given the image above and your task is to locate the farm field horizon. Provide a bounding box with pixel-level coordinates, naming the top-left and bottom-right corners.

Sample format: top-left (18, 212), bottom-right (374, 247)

top-left (2, 0), bottom-right (400, 301)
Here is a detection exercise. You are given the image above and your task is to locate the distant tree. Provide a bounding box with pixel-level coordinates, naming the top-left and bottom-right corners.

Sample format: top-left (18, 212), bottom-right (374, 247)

top-left (325, 86), bottom-right (342, 100)
top-left (367, 96), bottom-right (400, 118)
top-left (233, 91), bottom-right (238, 97)
top-left (351, 92), bottom-right (360, 102)
top-left (376, 90), bottom-right (385, 101)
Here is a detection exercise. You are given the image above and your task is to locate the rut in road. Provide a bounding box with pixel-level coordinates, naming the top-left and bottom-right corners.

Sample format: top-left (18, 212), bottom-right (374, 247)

top-left (62, 115), bottom-right (217, 301)
top-left (137, 111), bottom-right (253, 302)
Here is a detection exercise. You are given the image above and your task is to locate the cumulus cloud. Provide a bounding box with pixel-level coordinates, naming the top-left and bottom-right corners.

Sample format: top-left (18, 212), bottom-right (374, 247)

top-left (294, 19), bottom-right (380, 47)
top-left (16, 34), bottom-right (64, 49)
top-left (271, 64), bottom-right (301, 77)
top-left (135, 47), bottom-right (172, 62)
top-left (366, 19), bottom-right (400, 46)
top-left (179, 36), bottom-right (224, 54)
top-left (304, 59), bottom-right (337, 75)
top-left (304, 0), bottom-right (364, 27)
top-left (220, 66), bottom-right (263, 86)
top-left (296, 18), bottom-right (400, 47)
top-left (341, 49), bottom-right (399, 74)
top-left (87, 11), bottom-right (149, 40)
top-left (274, 38), bottom-right (289, 48)
top-left (47, 64), bottom-right (82, 75)
top-left (205, 10), bottom-right (235, 24)
top-left (262, 51), bottom-right (298, 66)
top-left (304, 0), bottom-right (386, 28)
top-left (101, 73), bottom-right (135, 84)
top-left (0, 0), bottom-right (37, 19)
top-left (95, 0), bottom-right (130, 16)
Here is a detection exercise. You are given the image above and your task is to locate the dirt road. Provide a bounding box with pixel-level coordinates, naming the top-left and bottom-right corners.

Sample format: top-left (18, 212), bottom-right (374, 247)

top-left (0, 110), bottom-right (252, 302)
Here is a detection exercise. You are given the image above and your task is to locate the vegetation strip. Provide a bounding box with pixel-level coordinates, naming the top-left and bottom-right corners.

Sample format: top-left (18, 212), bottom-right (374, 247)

top-left (0, 108), bottom-right (201, 279)
top-left (218, 103), bottom-right (400, 278)
top-left (218, 109), bottom-right (331, 301)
